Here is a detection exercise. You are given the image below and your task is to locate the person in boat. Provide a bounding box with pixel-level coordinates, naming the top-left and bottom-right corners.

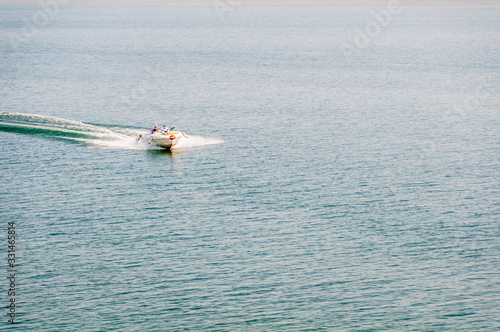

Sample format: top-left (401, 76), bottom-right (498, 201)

top-left (161, 125), bottom-right (170, 135)
top-left (151, 125), bottom-right (159, 134)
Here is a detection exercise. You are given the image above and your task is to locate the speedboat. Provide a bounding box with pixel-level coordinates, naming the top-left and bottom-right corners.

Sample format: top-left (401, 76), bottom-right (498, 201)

top-left (137, 126), bottom-right (188, 149)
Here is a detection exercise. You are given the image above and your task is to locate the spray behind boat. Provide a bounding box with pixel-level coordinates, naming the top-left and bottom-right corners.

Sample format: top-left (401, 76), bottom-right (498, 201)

top-left (0, 112), bottom-right (221, 150)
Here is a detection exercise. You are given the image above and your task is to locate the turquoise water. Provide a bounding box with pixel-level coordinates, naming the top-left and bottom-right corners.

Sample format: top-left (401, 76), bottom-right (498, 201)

top-left (1, 2), bottom-right (499, 331)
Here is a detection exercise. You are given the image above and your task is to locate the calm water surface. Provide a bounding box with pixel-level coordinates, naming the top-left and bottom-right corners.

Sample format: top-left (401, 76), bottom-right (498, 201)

top-left (1, 2), bottom-right (499, 331)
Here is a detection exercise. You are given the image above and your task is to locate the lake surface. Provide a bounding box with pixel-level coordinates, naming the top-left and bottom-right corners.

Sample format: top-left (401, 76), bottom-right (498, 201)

top-left (1, 2), bottom-right (499, 331)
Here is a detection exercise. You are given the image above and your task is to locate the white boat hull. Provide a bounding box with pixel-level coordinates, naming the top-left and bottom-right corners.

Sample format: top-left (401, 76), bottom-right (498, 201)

top-left (138, 131), bottom-right (187, 149)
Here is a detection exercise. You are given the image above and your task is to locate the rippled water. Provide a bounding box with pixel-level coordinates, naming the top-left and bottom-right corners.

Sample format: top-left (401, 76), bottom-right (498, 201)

top-left (1, 2), bottom-right (499, 331)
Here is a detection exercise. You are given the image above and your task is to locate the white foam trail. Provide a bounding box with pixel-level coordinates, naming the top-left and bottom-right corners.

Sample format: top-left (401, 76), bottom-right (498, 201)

top-left (1, 112), bottom-right (223, 151)
top-left (1, 112), bottom-right (131, 141)
top-left (80, 137), bottom-right (149, 150)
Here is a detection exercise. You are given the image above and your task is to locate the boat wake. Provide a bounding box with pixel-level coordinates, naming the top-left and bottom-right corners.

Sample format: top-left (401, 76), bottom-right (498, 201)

top-left (0, 112), bottom-right (223, 151)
